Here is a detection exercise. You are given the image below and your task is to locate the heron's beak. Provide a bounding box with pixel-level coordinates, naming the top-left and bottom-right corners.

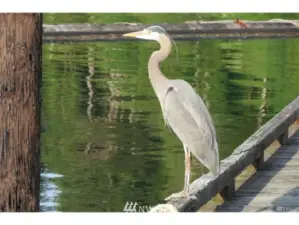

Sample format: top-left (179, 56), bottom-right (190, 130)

top-left (122, 30), bottom-right (146, 38)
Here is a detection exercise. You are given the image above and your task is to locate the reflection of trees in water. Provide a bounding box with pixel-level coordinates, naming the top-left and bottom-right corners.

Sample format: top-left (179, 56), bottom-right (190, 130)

top-left (193, 15), bottom-right (211, 110)
top-left (83, 141), bottom-right (118, 161)
top-left (106, 70), bottom-right (122, 122)
top-left (83, 46), bottom-right (121, 159)
top-left (217, 40), bottom-right (270, 155)
top-left (40, 13), bottom-right (299, 212)
top-left (53, 42), bottom-right (167, 211)
top-left (86, 47), bottom-right (95, 121)
top-left (83, 45), bottom-right (136, 158)
top-left (257, 77), bottom-right (268, 128)
top-left (42, 35), bottom-right (299, 212)
top-left (194, 40), bottom-right (211, 108)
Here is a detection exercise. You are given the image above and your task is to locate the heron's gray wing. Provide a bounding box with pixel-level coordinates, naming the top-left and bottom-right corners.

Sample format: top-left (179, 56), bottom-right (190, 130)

top-left (170, 79), bottom-right (217, 139)
top-left (162, 80), bottom-right (218, 171)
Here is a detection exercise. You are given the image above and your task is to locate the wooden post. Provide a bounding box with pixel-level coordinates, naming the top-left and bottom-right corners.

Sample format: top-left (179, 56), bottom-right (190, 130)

top-left (220, 179), bottom-right (235, 200)
top-left (278, 130), bottom-right (289, 145)
top-left (0, 13), bottom-right (43, 212)
top-left (253, 151), bottom-right (264, 170)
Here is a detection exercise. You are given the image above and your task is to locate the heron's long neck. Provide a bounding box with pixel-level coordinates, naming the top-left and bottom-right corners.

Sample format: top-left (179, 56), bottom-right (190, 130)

top-left (148, 36), bottom-right (172, 100)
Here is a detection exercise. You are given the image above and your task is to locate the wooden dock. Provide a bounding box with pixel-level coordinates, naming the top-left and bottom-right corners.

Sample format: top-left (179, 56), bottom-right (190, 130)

top-left (216, 123), bottom-right (299, 212)
top-left (165, 96), bottom-right (299, 212)
top-left (42, 19), bottom-right (299, 42)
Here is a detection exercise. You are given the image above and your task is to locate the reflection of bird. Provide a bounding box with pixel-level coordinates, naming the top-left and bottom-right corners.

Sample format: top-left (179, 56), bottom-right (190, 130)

top-left (123, 26), bottom-right (220, 200)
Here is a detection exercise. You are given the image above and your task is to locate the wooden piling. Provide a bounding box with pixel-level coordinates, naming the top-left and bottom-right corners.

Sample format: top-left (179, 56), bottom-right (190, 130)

top-left (0, 13), bottom-right (43, 212)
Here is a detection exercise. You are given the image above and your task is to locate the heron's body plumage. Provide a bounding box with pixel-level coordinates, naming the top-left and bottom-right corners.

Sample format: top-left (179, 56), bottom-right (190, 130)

top-left (162, 79), bottom-right (219, 175)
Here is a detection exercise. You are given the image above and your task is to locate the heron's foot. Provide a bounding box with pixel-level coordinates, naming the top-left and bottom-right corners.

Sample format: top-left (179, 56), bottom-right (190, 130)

top-left (165, 191), bottom-right (197, 201)
top-left (164, 191), bottom-right (184, 201)
top-left (188, 194), bottom-right (197, 200)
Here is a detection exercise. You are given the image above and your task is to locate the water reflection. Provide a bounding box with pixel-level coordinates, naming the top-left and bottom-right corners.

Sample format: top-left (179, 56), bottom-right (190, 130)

top-left (41, 37), bottom-right (299, 211)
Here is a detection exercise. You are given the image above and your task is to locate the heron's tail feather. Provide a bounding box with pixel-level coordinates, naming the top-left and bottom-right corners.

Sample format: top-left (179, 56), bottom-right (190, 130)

top-left (211, 159), bottom-right (220, 176)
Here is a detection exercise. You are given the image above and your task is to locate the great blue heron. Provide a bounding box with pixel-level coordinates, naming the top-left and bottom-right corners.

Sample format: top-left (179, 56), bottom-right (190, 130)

top-left (123, 26), bottom-right (220, 200)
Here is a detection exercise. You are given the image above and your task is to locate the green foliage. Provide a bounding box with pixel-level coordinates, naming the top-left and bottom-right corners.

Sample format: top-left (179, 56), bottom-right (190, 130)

top-left (44, 13), bottom-right (299, 24)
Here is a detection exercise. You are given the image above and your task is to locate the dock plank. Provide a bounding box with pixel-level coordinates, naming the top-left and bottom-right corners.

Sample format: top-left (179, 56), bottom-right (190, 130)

top-left (165, 96), bottom-right (299, 212)
top-left (216, 124), bottom-right (299, 212)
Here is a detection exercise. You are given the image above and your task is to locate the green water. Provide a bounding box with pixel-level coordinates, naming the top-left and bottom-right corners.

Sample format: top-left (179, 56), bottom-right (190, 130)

top-left (40, 13), bottom-right (299, 212)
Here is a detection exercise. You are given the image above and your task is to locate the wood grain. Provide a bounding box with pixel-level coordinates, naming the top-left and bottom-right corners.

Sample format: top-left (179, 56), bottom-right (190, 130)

top-left (0, 13), bottom-right (42, 212)
top-left (42, 20), bottom-right (299, 41)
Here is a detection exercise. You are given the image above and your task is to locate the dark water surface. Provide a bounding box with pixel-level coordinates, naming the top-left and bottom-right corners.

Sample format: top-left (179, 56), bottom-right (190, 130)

top-left (40, 14), bottom-right (299, 212)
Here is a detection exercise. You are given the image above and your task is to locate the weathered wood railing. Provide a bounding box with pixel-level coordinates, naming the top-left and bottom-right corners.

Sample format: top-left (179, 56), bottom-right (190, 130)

top-left (166, 95), bottom-right (299, 212)
top-left (43, 19), bottom-right (299, 42)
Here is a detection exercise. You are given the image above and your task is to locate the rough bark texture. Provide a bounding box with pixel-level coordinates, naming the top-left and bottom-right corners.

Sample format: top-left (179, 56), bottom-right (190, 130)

top-left (0, 13), bottom-right (42, 212)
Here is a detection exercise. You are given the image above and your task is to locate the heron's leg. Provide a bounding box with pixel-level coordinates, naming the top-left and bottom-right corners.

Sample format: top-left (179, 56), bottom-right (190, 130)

top-left (164, 145), bottom-right (197, 201)
top-left (183, 145), bottom-right (191, 196)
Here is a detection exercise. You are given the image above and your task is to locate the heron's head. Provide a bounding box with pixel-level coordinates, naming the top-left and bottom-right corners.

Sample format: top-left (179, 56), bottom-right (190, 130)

top-left (122, 26), bottom-right (168, 41)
